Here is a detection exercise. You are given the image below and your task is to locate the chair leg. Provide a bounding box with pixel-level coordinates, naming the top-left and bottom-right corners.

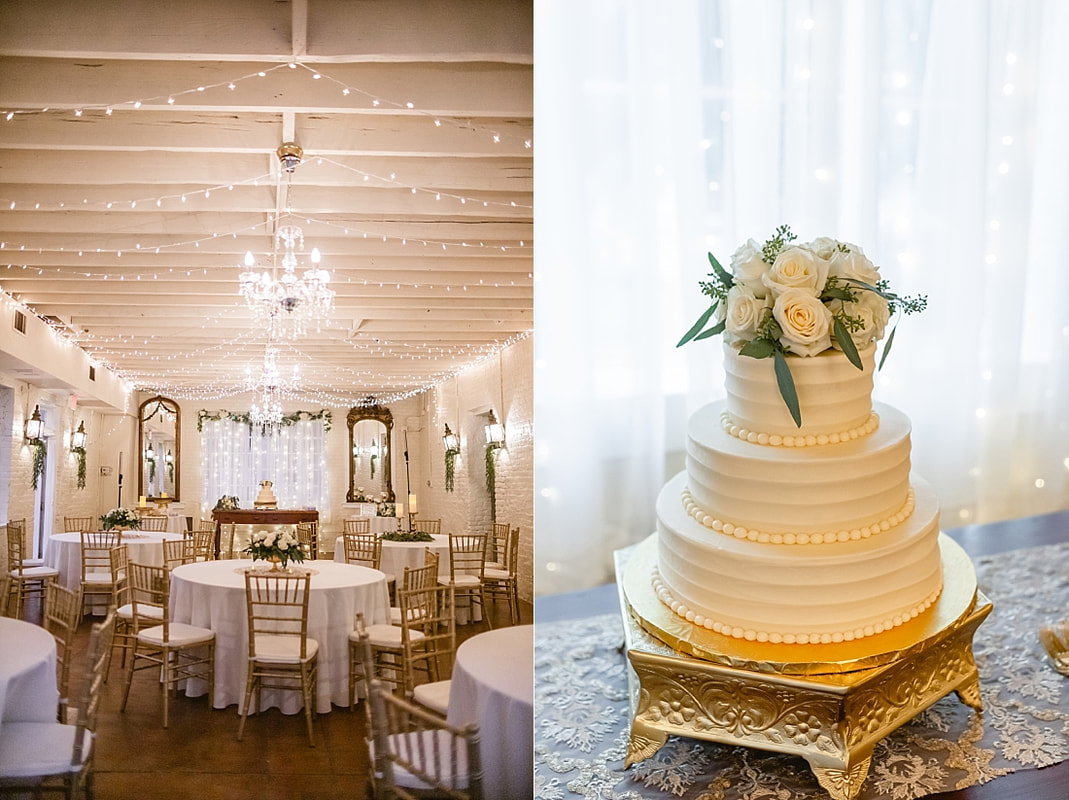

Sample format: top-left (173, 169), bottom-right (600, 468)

top-left (302, 662), bottom-right (316, 747)
top-left (237, 665), bottom-right (256, 741)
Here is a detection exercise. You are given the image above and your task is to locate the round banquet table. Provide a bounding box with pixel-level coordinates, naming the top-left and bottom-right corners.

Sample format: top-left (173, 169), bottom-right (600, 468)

top-left (333, 533), bottom-right (451, 580)
top-left (447, 624), bottom-right (533, 799)
top-left (45, 531), bottom-right (184, 607)
top-left (0, 617), bottom-right (59, 735)
top-left (169, 559), bottom-right (390, 714)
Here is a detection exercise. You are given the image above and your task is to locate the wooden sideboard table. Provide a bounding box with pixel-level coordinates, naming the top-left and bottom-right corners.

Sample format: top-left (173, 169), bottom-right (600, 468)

top-left (210, 508), bottom-right (319, 559)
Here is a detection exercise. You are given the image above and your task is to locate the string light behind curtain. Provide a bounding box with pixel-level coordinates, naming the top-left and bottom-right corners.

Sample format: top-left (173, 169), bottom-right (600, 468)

top-left (200, 417), bottom-right (329, 512)
top-left (534, 0), bottom-right (1069, 594)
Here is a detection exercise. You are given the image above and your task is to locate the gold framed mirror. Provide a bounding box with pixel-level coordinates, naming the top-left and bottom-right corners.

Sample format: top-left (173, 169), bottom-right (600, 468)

top-left (138, 395), bottom-right (180, 501)
top-left (347, 404), bottom-right (394, 503)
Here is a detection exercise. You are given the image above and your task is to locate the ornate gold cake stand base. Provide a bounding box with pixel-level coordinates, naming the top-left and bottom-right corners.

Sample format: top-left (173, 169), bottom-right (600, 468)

top-left (616, 534), bottom-right (992, 800)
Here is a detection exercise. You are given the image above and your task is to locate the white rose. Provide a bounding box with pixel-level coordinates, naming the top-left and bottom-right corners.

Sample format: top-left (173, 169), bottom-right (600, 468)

top-left (802, 236), bottom-right (839, 260)
top-left (729, 239), bottom-right (771, 297)
top-left (828, 246), bottom-right (880, 287)
top-left (774, 289), bottom-right (833, 356)
top-left (724, 285), bottom-right (772, 345)
top-left (278, 540), bottom-right (289, 550)
top-left (762, 246), bottom-right (829, 298)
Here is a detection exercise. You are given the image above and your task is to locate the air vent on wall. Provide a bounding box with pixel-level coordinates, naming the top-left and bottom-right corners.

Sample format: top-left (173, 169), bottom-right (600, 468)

top-left (13, 309), bottom-right (26, 335)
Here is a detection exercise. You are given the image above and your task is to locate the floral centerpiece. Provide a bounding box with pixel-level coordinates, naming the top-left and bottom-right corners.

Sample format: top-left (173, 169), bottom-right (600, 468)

top-left (377, 501), bottom-right (396, 517)
top-left (100, 507), bottom-right (142, 531)
top-left (383, 531), bottom-right (434, 543)
top-left (242, 529), bottom-right (305, 570)
top-left (214, 495), bottom-right (241, 511)
top-left (679, 225), bottom-right (926, 427)
top-left (352, 486), bottom-right (369, 503)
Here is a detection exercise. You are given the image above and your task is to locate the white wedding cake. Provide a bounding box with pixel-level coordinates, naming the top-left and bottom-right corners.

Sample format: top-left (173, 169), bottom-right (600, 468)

top-left (660, 229), bottom-right (937, 645)
top-left (254, 480), bottom-right (277, 508)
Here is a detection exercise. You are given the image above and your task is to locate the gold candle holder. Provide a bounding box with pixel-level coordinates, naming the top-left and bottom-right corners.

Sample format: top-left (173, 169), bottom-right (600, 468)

top-left (616, 533), bottom-right (992, 800)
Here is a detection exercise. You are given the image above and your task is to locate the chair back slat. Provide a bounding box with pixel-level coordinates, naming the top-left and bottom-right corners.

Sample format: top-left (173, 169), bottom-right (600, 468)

top-left (139, 515), bottom-right (168, 532)
top-left (447, 533), bottom-right (487, 581)
top-left (163, 538), bottom-right (195, 570)
top-left (413, 518), bottom-right (442, 535)
top-left (71, 611), bottom-right (117, 765)
top-left (342, 532), bottom-right (382, 569)
top-left (127, 562), bottom-right (169, 638)
top-left (44, 581), bottom-right (82, 709)
top-left (64, 516), bottom-right (95, 533)
top-left (344, 517), bottom-right (371, 534)
top-left (192, 529), bottom-right (215, 561)
top-left (81, 530), bottom-right (121, 581)
top-left (295, 522), bottom-right (318, 560)
top-left (244, 572), bottom-right (313, 660)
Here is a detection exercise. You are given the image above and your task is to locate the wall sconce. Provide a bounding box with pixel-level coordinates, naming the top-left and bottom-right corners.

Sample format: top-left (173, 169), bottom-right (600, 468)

top-left (165, 449), bottom-right (174, 467)
top-left (145, 444), bottom-right (155, 461)
top-left (352, 444), bottom-right (362, 458)
top-left (485, 409), bottom-right (505, 445)
top-left (71, 420), bottom-right (87, 450)
top-left (443, 423), bottom-right (459, 452)
top-left (24, 405), bottom-right (43, 441)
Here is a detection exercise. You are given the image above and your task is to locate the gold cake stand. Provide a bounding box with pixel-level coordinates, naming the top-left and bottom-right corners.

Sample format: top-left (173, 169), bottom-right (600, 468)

top-left (617, 533), bottom-right (992, 800)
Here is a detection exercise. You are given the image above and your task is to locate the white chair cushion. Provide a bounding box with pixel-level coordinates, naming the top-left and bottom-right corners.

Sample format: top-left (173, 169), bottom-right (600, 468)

top-left (138, 622), bottom-right (215, 647)
top-left (116, 603), bottom-right (165, 621)
top-left (483, 567), bottom-right (510, 580)
top-left (0, 722), bottom-right (90, 778)
top-left (10, 566), bottom-right (60, 579)
top-left (357, 624), bottom-right (425, 648)
top-left (412, 680), bottom-right (451, 716)
top-left (251, 634), bottom-right (319, 663)
top-left (370, 729), bottom-right (469, 790)
top-left (389, 606), bottom-right (428, 626)
top-left (21, 558), bottom-right (45, 568)
top-left (449, 575), bottom-right (482, 587)
top-left (82, 573), bottom-right (114, 585)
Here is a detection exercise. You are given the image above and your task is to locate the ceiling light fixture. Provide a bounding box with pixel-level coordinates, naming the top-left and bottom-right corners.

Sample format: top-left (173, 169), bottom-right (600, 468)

top-left (239, 224), bottom-right (334, 340)
top-left (246, 344), bottom-right (299, 429)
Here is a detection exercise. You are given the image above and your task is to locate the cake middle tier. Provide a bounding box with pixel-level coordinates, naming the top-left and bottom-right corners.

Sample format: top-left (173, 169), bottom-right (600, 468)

top-left (687, 400), bottom-right (911, 535)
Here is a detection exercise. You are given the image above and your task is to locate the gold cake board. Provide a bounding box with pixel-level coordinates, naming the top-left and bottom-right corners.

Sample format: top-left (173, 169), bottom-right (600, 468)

top-left (617, 533), bottom-right (993, 800)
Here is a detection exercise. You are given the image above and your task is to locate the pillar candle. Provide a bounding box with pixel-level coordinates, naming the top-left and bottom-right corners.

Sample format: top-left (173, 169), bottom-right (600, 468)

top-left (139, 496), bottom-right (146, 507)
top-left (408, 494), bottom-right (418, 514)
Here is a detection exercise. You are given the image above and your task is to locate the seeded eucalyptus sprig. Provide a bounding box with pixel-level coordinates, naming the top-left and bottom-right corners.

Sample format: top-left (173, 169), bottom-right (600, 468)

top-left (761, 224), bottom-right (797, 264)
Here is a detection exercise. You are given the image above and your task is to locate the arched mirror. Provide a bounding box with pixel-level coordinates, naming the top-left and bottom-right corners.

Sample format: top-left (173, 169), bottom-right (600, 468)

top-left (347, 404), bottom-right (394, 503)
top-left (138, 395), bottom-right (180, 501)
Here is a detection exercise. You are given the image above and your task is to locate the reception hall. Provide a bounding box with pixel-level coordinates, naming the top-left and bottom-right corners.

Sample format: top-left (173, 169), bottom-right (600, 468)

top-left (0, 2), bottom-right (532, 798)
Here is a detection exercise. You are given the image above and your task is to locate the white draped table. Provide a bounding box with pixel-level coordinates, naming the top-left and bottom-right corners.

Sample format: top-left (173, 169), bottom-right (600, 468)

top-left (448, 624), bottom-right (533, 799)
top-left (45, 531), bottom-right (183, 605)
top-left (0, 617), bottom-right (59, 735)
top-left (333, 533), bottom-right (450, 579)
top-left (169, 559), bottom-right (390, 714)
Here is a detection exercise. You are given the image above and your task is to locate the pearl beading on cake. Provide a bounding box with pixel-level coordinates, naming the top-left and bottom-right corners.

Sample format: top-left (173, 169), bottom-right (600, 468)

top-left (680, 486), bottom-right (916, 545)
top-left (651, 566), bottom-right (941, 645)
top-left (720, 410), bottom-right (880, 447)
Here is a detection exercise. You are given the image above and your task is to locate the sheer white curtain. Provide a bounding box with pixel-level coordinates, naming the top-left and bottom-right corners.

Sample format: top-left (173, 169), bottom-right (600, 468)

top-left (534, 0), bottom-right (1069, 595)
top-left (200, 418), bottom-right (329, 511)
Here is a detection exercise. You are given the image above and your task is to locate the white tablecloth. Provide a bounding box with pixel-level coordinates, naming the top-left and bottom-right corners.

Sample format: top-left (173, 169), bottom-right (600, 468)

top-left (44, 530), bottom-right (183, 593)
top-left (448, 624), bottom-right (533, 799)
top-left (333, 533), bottom-right (450, 580)
top-left (0, 617), bottom-right (59, 735)
top-left (169, 559), bottom-right (390, 714)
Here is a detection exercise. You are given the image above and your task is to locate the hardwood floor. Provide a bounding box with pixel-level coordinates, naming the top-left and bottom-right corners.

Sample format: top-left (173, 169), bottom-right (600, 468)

top-left (24, 573), bottom-right (531, 800)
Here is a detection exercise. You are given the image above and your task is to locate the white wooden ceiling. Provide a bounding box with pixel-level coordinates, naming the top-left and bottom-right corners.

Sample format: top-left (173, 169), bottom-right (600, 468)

top-left (0, 0), bottom-right (532, 408)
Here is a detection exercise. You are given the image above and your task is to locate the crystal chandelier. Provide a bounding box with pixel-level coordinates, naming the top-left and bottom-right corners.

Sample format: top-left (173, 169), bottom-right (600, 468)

top-left (239, 224), bottom-right (335, 340)
top-left (246, 345), bottom-right (298, 429)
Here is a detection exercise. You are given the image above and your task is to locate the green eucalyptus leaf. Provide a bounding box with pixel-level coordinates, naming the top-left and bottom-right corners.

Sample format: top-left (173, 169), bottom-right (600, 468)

top-left (707, 251), bottom-right (735, 289)
top-left (878, 324), bottom-right (898, 370)
top-left (677, 302), bottom-right (719, 347)
top-left (822, 287), bottom-right (855, 302)
top-left (841, 277), bottom-right (894, 301)
top-left (833, 317), bottom-right (863, 370)
top-left (773, 351), bottom-right (802, 427)
top-left (694, 319), bottom-right (727, 340)
top-left (739, 338), bottom-right (775, 359)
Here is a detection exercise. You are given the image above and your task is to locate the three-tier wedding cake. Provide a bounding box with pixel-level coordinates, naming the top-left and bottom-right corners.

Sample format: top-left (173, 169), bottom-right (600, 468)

top-left (661, 227), bottom-right (934, 646)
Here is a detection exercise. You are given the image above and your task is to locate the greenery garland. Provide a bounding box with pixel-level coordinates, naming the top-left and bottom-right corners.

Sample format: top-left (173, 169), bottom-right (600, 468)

top-left (197, 408), bottom-right (332, 433)
top-left (485, 442), bottom-right (501, 521)
top-left (72, 446), bottom-right (87, 490)
top-left (147, 455), bottom-right (156, 483)
top-left (382, 531), bottom-right (434, 543)
top-left (444, 447), bottom-right (459, 492)
top-left (370, 453), bottom-right (377, 480)
top-left (31, 440), bottom-right (46, 490)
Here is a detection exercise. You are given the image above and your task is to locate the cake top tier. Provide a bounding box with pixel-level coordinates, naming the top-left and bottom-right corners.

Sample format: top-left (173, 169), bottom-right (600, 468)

top-left (678, 226), bottom-right (926, 430)
top-left (724, 343), bottom-right (875, 437)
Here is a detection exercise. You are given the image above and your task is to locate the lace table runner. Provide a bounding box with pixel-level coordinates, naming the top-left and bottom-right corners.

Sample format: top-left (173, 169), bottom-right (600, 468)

top-left (535, 542), bottom-right (1069, 799)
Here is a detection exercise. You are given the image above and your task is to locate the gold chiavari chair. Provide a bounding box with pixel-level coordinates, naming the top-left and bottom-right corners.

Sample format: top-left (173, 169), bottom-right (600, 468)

top-left (413, 518), bottom-right (442, 535)
top-left (78, 530), bottom-right (121, 618)
top-left (439, 533), bottom-right (488, 628)
top-left (6, 523), bottom-right (59, 620)
top-left (483, 527), bottom-right (521, 626)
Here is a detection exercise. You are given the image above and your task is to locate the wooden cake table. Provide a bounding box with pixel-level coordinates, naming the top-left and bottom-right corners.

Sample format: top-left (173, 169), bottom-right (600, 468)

top-left (210, 508), bottom-right (319, 559)
top-left (618, 533), bottom-right (992, 800)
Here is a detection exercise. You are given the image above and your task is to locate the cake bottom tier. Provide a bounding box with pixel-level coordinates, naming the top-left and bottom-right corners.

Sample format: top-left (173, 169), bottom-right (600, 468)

top-left (656, 472), bottom-right (944, 645)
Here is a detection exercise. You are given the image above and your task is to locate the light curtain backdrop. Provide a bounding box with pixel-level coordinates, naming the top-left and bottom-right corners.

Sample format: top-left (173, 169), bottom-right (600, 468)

top-left (534, 0), bottom-right (1069, 595)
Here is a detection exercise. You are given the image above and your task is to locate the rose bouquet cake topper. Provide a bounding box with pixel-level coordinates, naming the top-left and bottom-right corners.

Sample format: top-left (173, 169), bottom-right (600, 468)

top-left (679, 225), bottom-right (926, 426)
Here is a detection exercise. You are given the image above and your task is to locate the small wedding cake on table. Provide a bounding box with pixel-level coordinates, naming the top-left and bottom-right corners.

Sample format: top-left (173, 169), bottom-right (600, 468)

top-left (618, 229), bottom-right (991, 800)
top-left (254, 479), bottom-right (277, 509)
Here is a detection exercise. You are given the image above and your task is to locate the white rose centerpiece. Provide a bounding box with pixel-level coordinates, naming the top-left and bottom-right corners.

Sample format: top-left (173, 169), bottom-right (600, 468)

top-left (100, 507), bottom-right (142, 531)
top-left (679, 225), bottom-right (926, 426)
top-left (243, 528), bottom-right (305, 570)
